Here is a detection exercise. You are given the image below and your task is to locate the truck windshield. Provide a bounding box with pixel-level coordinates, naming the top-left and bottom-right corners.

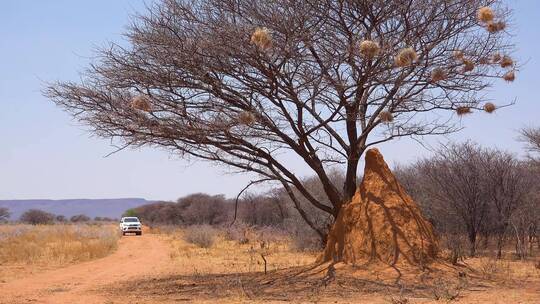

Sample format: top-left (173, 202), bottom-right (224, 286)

top-left (124, 218), bottom-right (139, 223)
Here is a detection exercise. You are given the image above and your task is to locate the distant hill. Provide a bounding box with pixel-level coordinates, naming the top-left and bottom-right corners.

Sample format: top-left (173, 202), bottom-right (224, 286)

top-left (0, 198), bottom-right (150, 220)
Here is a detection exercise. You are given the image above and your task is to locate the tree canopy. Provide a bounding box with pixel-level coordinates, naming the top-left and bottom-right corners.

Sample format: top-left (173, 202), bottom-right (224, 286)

top-left (47, 0), bottom-right (516, 226)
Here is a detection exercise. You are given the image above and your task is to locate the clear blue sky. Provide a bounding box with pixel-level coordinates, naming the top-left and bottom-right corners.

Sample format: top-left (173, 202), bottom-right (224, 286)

top-left (1, 1), bottom-right (538, 201)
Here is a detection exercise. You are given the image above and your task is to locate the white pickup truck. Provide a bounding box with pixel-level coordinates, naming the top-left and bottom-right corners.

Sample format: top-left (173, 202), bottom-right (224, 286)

top-left (119, 217), bottom-right (142, 236)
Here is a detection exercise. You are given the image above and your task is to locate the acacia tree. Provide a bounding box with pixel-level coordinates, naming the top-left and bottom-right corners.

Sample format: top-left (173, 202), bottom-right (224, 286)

top-left (47, 0), bottom-right (516, 240)
top-left (418, 143), bottom-right (494, 257)
top-left (484, 152), bottom-right (529, 258)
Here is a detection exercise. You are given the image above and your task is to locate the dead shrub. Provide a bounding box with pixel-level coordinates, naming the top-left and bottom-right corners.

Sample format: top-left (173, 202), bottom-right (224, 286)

top-left (224, 224), bottom-right (251, 244)
top-left (445, 233), bottom-right (467, 265)
top-left (290, 231), bottom-right (322, 252)
top-left (183, 225), bottom-right (218, 248)
top-left (429, 277), bottom-right (467, 301)
top-left (479, 258), bottom-right (512, 280)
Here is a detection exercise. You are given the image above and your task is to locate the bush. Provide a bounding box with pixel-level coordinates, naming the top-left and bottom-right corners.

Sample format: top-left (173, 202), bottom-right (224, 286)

top-left (224, 224), bottom-right (251, 244)
top-left (70, 214), bottom-right (91, 223)
top-left (183, 225), bottom-right (218, 248)
top-left (55, 215), bottom-right (67, 222)
top-left (20, 209), bottom-right (55, 225)
top-left (0, 224), bottom-right (119, 264)
top-left (0, 207), bottom-right (10, 222)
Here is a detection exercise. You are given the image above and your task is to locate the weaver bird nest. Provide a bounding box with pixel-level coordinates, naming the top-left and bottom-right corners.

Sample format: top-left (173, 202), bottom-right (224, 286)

top-left (394, 47), bottom-right (418, 67)
top-left (477, 7), bottom-right (495, 23)
top-left (431, 68), bottom-right (447, 82)
top-left (483, 102), bottom-right (497, 113)
top-left (456, 106), bottom-right (472, 116)
top-left (238, 111), bottom-right (257, 125)
top-left (130, 95), bottom-right (152, 112)
top-left (251, 27), bottom-right (272, 51)
top-left (500, 55), bottom-right (513, 68)
top-left (379, 111), bottom-right (394, 123)
top-left (359, 40), bottom-right (380, 59)
top-left (503, 71), bottom-right (515, 82)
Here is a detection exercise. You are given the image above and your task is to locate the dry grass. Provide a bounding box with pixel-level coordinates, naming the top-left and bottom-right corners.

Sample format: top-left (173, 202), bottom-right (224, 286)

top-left (99, 228), bottom-right (540, 303)
top-left (0, 224), bottom-right (119, 265)
top-left (167, 228), bottom-right (316, 275)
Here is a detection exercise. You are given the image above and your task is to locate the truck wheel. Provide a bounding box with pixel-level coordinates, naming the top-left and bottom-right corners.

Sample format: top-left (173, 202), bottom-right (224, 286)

top-left (137, 232), bottom-right (142, 236)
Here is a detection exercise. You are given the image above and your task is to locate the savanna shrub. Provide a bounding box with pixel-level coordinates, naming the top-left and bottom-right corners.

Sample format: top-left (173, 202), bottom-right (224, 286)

top-left (183, 225), bottom-right (218, 248)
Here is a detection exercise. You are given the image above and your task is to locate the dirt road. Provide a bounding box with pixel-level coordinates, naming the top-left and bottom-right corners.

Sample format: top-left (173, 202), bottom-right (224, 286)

top-left (1, 234), bottom-right (171, 304)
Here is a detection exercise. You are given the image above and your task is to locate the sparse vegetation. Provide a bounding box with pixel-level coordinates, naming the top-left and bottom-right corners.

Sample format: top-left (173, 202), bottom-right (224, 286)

top-left (0, 207), bottom-right (10, 222)
top-left (20, 209), bottom-right (55, 225)
top-left (0, 224), bottom-right (119, 265)
top-left (183, 225), bottom-right (218, 248)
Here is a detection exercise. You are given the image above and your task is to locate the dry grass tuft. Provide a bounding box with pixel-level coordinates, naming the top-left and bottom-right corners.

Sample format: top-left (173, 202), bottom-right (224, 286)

top-left (395, 47), bottom-right (418, 67)
top-left (250, 27), bottom-right (272, 51)
top-left (431, 68), bottom-right (447, 82)
top-left (359, 40), bottom-right (380, 59)
top-left (462, 59), bottom-right (475, 72)
top-left (238, 111), bottom-right (256, 125)
top-left (379, 111), bottom-right (394, 123)
top-left (0, 224), bottom-right (119, 265)
top-left (166, 227), bottom-right (316, 276)
top-left (477, 7), bottom-right (495, 23)
top-left (487, 21), bottom-right (506, 33)
top-left (503, 71), bottom-right (515, 82)
top-left (500, 55), bottom-right (513, 68)
top-left (456, 106), bottom-right (472, 116)
top-left (131, 95), bottom-right (152, 112)
top-left (483, 102), bottom-right (497, 113)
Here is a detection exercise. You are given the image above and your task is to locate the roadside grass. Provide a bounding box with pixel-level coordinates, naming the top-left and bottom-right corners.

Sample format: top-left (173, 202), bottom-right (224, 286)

top-left (0, 224), bottom-right (119, 265)
top-left (166, 226), bottom-right (317, 275)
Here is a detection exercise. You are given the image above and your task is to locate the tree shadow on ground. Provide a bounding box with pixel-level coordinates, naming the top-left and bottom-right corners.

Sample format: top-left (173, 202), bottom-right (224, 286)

top-left (107, 262), bottom-right (491, 303)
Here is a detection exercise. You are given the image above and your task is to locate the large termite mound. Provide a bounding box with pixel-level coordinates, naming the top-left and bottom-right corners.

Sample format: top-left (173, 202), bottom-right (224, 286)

top-left (320, 148), bottom-right (438, 266)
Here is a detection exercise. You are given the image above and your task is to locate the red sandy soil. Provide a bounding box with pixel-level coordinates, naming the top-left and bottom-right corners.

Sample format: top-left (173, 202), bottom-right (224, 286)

top-left (1, 234), bottom-right (170, 304)
top-left (1, 233), bottom-right (539, 303)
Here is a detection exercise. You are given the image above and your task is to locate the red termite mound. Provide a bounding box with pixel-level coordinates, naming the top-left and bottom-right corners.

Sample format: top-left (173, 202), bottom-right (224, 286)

top-left (320, 148), bottom-right (438, 266)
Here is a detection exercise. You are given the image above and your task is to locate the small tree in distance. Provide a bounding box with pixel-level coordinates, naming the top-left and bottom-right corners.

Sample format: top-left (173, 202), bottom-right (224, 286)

top-left (47, 0), bottom-right (518, 256)
top-left (0, 207), bottom-right (10, 222)
top-left (70, 214), bottom-right (91, 223)
top-left (20, 209), bottom-right (55, 225)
